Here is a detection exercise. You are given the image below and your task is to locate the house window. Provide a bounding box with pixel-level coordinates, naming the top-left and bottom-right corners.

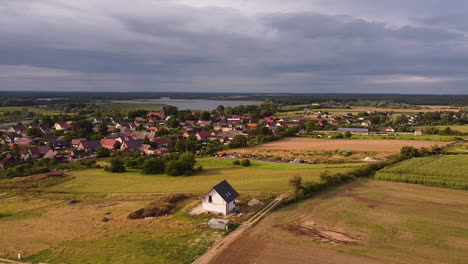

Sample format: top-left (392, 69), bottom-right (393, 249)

top-left (208, 196), bottom-right (213, 203)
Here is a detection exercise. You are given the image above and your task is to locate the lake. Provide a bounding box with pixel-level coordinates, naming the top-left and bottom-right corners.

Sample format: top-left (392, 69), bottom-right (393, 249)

top-left (109, 98), bottom-right (263, 111)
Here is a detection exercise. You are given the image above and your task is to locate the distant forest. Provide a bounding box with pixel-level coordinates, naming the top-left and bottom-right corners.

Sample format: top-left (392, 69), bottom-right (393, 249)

top-left (0, 91), bottom-right (467, 107)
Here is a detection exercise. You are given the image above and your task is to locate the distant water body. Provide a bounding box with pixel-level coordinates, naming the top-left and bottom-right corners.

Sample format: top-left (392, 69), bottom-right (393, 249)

top-left (110, 98), bottom-right (263, 111)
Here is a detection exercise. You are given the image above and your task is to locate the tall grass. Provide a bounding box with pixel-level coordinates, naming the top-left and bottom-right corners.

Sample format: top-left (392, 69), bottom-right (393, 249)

top-left (375, 155), bottom-right (468, 190)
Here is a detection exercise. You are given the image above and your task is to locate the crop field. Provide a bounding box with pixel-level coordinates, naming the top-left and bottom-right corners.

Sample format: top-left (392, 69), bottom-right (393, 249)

top-left (347, 134), bottom-right (459, 141)
top-left (277, 105), bottom-right (461, 118)
top-left (241, 137), bottom-right (450, 153)
top-left (375, 155), bottom-right (468, 190)
top-left (0, 158), bottom-right (359, 263)
top-left (99, 102), bottom-right (164, 112)
top-left (210, 180), bottom-right (468, 264)
top-left (413, 125), bottom-right (468, 133)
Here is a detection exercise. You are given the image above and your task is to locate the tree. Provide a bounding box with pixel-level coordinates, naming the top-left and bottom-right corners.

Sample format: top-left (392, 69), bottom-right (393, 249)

top-left (107, 158), bottom-right (126, 173)
top-left (178, 152), bottom-right (196, 170)
top-left (141, 158), bottom-right (165, 174)
top-left (200, 111), bottom-right (211, 121)
top-left (400, 146), bottom-right (419, 160)
top-left (27, 127), bottom-right (43, 138)
top-left (229, 135), bottom-right (247, 148)
top-left (165, 160), bottom-right (184, 176)
top-left (128, 110), bottom-right (149, 119)
top-left (166, 117), bottom-right (179, 128)
top-left (41, 116), bottom-right (54, 128)
top-left (98, 121), bottom-right (109, 136)
top-left (305, 121), bottom-right (319, 132)
top-left (289, 175), bottom-right (303, 193)
top-left (165, 105), bottom-right (178, 116)
top-left (71, 120), bottom-right (94, 138)
top-left (344, 131), bottom-right (352, 138)
top-left (97, 147), bottom-right (111, 158)
top-left (216, 105), bottom-right (225, 113)
top-left (165, 152), bottom-right (196, 176)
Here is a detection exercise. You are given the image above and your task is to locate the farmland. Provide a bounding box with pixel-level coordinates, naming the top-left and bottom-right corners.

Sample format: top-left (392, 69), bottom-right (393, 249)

top-left (239, 137), bottom-right (450, 153)
top-left (210, 180), bottom-right (468, 264)
top-left (375, 155), bottom-right (468, 190)
top-left (0, 158), bottom-right (359, 263)
top-left (47, 159), bottom-right (359, 194)
top-left (276, 105), bottom-right (462, 119)
top-left (413, 125), bottom-right (468, 133)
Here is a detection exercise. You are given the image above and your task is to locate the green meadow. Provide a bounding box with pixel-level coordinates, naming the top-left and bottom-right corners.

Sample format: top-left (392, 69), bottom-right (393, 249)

top-left (49, 158), bottom-right (360, 193)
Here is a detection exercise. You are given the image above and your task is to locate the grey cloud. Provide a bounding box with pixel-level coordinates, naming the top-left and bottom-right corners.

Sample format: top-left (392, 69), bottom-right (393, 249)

top-left (0, 0), bottom-right (468, 94)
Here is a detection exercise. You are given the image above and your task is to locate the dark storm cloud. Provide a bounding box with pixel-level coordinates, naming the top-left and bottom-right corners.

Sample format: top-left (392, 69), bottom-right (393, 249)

top-left (0, 0), bottom-right (468, 94)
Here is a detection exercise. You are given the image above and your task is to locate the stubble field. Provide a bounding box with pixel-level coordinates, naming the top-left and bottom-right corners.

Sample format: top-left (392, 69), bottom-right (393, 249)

top-left (241, 137), bottom-right (450, 153)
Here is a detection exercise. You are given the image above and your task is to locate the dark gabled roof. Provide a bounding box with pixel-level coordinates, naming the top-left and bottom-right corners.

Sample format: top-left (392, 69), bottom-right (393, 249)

top-left (212, 180), bottom-right (239, 203)
top-left (80, 140), bottom-right (101, 149)
top-left (123, 139), bottom-right (143, 148)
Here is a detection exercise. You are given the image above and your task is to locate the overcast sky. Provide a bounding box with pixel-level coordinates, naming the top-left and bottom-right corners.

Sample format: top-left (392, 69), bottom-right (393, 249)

top-left (1, 0), bottom-right (468, 94)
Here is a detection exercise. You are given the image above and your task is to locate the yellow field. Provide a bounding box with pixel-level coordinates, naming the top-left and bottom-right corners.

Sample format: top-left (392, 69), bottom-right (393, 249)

top-left (239, 137), bottom-right (450, 153)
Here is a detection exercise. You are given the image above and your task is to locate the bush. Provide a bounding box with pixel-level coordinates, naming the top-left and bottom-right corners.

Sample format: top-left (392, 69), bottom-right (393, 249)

top-left (96, 147), bottom-right (111, 158)
top-left (126, 155), bottom-right (147, 169)
top-left (233, 160), bottom-right (241, 165)
top-left (128, 194), bottom-right (187, 219)
top-left (141, 158), bottom-right (165, 174)
top-left (106, 158), bottom-right (126, 173)
top-left (400, 146), bottom-right (419, 160)
top-left (79, 159), bottom-right (97, 168)
top-left (164, 152), bottom-right (197, 176)
top-left (165, 160), bottom-right (185, 176)
top-left (240, 159), bottom-right (251, 166)
top-left (289, 174), bottom-right (303, 193)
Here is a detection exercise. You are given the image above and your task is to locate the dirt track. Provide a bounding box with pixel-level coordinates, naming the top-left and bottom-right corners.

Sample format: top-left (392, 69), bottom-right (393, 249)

top-left (208, 227), bottom-right (386, 264)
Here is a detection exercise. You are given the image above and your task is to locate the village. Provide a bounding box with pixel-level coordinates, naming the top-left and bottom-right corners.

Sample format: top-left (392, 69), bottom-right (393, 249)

top-left (1, 103), bottom-right (465, 169)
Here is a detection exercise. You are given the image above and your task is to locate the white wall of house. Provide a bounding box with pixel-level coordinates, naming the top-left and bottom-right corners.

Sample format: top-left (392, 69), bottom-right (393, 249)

top-left (202, 189), bottom-right (235, 215)
top-left (54, 124), bottom-right (64, 131)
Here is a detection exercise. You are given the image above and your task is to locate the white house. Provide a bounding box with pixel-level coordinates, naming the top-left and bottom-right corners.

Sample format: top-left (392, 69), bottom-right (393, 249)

top-left (202, 180), bottom-right (239, 216)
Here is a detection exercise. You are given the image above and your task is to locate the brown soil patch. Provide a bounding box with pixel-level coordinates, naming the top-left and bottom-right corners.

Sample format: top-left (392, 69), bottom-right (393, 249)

top-left (354, 196), bottom-right (382, 209)
top-left (244, 137), bottom-right (450, 153)
top-left (283, 220), bottom-right (358, 245)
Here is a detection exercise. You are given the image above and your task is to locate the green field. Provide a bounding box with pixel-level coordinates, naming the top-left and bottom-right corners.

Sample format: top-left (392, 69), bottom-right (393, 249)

top-left (375, 155), bottom-right (468, 190)
top-left (416, 125), bottom-right (468, 133)
top-left (0, 158), bottom-right (359, 263)
top-left (99, 102), bottom-right (164, 112)
top-left (48, 159), bottom-right (360, 193)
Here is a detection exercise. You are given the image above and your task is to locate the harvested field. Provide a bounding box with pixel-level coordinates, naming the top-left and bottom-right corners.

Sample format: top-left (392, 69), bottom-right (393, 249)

top-left (242, 137), bottom-right (450, 153)
top-left (209, 180), bottom-right (468, 264)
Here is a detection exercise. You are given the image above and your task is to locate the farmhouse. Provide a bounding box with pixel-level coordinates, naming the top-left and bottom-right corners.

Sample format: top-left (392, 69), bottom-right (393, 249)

top-left (202, 180), bottom-right (239, 216)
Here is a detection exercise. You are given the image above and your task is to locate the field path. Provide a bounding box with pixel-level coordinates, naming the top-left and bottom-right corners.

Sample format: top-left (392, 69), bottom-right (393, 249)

top-left (193, 194), bottom-right (286, 264)
top-left (0, 258), bottom-right (30, 264)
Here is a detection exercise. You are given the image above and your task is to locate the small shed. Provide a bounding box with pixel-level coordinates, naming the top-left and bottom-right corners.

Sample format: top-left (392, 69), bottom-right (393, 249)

top-left (208, 218), bottom-right (231, 230)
